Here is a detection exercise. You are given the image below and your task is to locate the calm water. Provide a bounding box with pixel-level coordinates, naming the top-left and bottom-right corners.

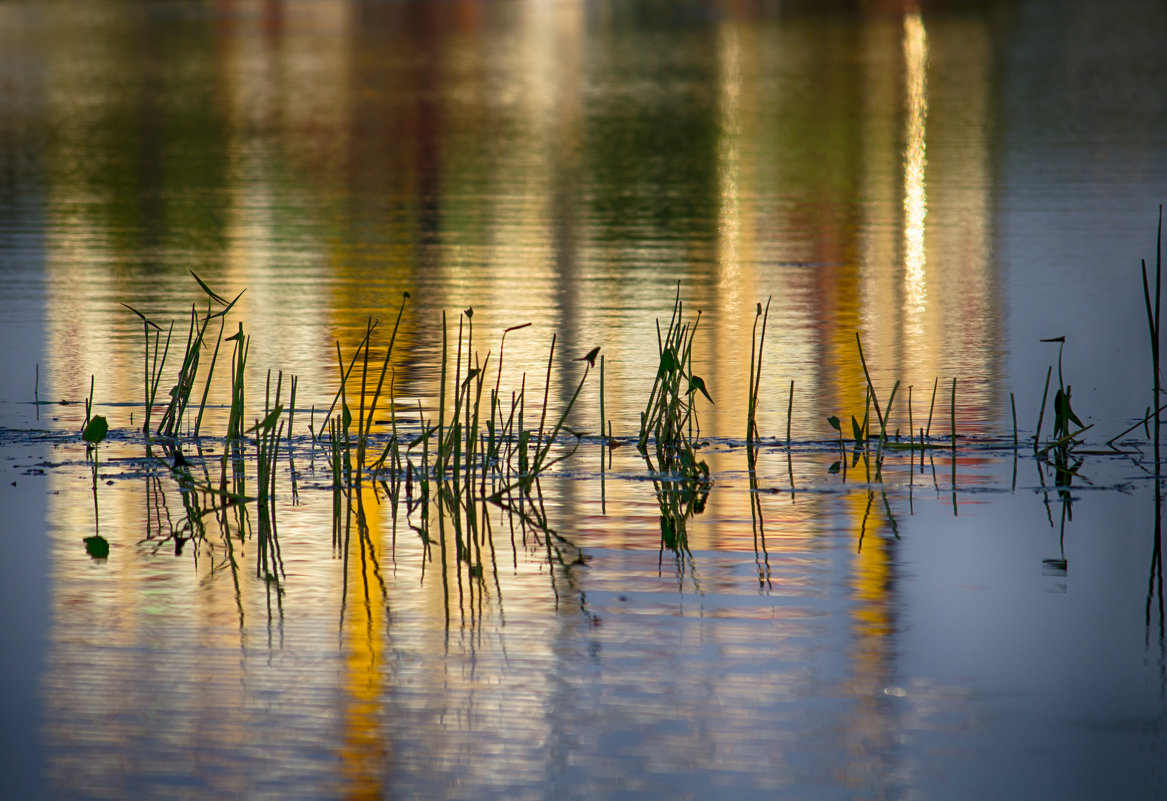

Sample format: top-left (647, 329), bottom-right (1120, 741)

top-left (2, 0), bottom-right (1167, 798)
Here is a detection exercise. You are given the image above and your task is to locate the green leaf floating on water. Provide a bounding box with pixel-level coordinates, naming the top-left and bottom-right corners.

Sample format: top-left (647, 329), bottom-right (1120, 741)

top-left (687, 375), bottom-right (713, 404)
top-left (828, 461), bottom-right (841, 474)
top-left (82, 415), bottom-right (109, 445)
top-left (84, 535), bottom-right (109, 560)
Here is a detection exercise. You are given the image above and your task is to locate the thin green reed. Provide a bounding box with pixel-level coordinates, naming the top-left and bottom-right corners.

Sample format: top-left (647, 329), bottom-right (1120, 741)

top-left (787, 379), bottom-right (795, 447)
top-left (531, 346), bottom-right (596, 477)
top-left (225, 322), bottom-right (249, 442)
top-left (908, 385), bottom-right (913, 442)
top-left (122, 303), bottom-right (164, 435)
top-left (855, 333), bottom-right (894, 451)
top-left (287, 374), bottom-right (297, 446)
top-left (600, 353), bottom-right (606, 443)
top-left (193, 313), bottom-right (225, 437)
top-left (148, 322), bottom-right (174, 435)
top-left (185, 273), bottom-right (245, 437)
top-left (449, 312), bottom-right (465, 481)
top-left (1034, 365), bottom-right (1052, 449)
top-left (364, 292), bottom-right (410, 448)
top-left (418, 399), bottom-right (430, 499)
top-left (536, 334), bottom-right (556, 460)
top-left (468, 355), bottom-right (489, 496)
top-left (253, 370), bottom-right (284, 504)
top-left (335, 341), bottom-right (352, 485)
top-left (951, 377), bottom-right (957, 452)
top-left (1142, 205), bottom-right (1163, 465)
top-left (925, 377), bottom-right (938, 439)
top-left (317, 320), bottom-right (378, 441)
top-left (464, 311), bottom-right (474, 476)
top-left (358, 318), bottom-right (373, 470)
top-left (438, 311), bottom-right (448, 477)
top-left (748, 298), bottom-right (770, 445)
top-left (155, 305), bottom-right (199, 437)
top-left (1011, 392), bottom-right (1018, 449)
top-left (491, 322), bottom-right (530, 459)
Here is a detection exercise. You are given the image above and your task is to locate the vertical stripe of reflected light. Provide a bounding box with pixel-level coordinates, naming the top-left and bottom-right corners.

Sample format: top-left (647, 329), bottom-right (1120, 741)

top-left (903, 11), bottom-right (928, 327)
top-left (717, 21), bottom-right (743, 311)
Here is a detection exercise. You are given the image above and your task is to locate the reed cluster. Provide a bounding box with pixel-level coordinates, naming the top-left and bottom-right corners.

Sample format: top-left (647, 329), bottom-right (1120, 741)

top-left (82, 208), bottom-right (1167, 588)
top-left (636, 286), bottom-right (712, 481)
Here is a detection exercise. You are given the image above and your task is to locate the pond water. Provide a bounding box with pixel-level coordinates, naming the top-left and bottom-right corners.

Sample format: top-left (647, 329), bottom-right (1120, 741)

top-left (2, 0), bottom-right (1167, 798)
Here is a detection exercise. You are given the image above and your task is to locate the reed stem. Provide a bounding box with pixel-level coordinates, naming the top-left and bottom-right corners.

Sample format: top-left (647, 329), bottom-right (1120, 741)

top-left (786, 379), bottom-right (794, 447)
top-left (1034, 365), bottom-right (1052, 449)
top-left (925, 377), bottom-right (938, 439)
top-left (1010, 392), bottom-right (1018, 449)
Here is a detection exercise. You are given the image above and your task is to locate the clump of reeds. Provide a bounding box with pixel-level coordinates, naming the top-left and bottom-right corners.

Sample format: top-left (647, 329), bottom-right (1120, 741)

top-left (308, 297), bottom-right (596, 539)
top-left (637, 286), bottom-right (713, 480)
top-left (855, 333), bottom-right (900, 473)
top-left (251, 370), bottom-right (285, 504)
top-left (157, 273), bottom-right (243, 438)
top-left (251, 370), bottom-right (286, 583)
top-left (317, 294), bottom-right (410, 484)
top-left (1033, 336), bottom-right (1090, 457)
top-left (823, 334), bottom-right (903, 478)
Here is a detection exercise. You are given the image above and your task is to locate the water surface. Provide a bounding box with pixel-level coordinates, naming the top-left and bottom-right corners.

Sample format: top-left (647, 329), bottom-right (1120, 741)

top-left (2, 1), bottom-right (1167, 798)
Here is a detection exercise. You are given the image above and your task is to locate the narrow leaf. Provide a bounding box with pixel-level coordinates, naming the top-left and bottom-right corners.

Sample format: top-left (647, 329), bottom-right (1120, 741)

top-left (575, 346), bottom-right (601, 367)
top-left (1065, 387), bottom-right (1084, 429)
top-left (687, 375), bottom-right (713, 404)
top-left (190, 270), bottom-right (230, 305)
top-left (247, 405), bottom-right (284, 434)
top-left (657, 348), bottom-right (679, 378)
top-left (209, 288), bottom-right (246, 320)
top-left (121, 303), bottom-right (162, 331)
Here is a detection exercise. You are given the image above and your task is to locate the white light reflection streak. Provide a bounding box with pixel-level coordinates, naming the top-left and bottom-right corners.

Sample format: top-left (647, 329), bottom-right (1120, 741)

top-left (903, 12), bottom-right (928, 322)
top-left (717, 22), bottom-right (742, 305)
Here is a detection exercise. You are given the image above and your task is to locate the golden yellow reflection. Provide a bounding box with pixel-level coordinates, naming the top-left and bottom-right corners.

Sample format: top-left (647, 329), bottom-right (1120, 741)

top-left (340, 485), bottom-right (389, 800)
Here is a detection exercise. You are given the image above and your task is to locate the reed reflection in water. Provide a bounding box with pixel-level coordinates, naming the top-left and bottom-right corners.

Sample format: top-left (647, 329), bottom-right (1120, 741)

top-left (38, 421), bottom-right (1166, 799)
top-left (38, 432), bottom-right (911, 800)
